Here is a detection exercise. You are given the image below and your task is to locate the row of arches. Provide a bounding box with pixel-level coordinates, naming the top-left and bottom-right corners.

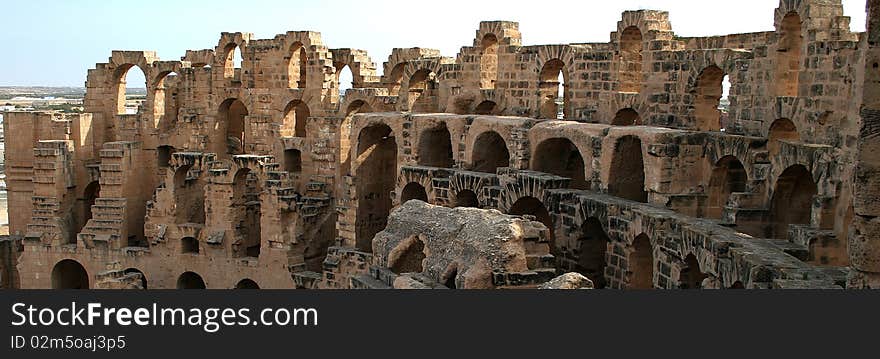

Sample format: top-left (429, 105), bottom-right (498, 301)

top-left (49, 259), bottom-right (261, 289)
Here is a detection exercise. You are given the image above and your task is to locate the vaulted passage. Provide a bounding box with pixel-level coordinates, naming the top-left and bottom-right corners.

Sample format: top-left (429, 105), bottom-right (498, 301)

top-left (628, 234), bottom-right (654, 289)
top-left (157, 145), bottom-right (174, 168)
top-left (769, 165), bottom-right (816, 239)
top-left (619, 26), bottom-right (643, 93)
top-left (284, 149), bottom-right (302, 173)
top-left (389, 236), bottom-right (427, 274)
top-left (706, 156), bottom-right (747, 219)
top-left (401, 182), bottom-right (429, 204)
top-left (576, 218), bottom-right (609, 288)
top-left (539, 59), bottom-right (567, 119)
top-left (235, 278), bottom-right (260, 289)
top-left (612, 108), bottom-right (640, 126)
top-left (51, 259), bottom-right (89, 289)
top-left (177, 272), bottom-right (206, 289)
top-left (288, 42), bottom-right (307, 89)
top-left (454, 190), bottom-right (479, 208)
top-left (509, 197), bottom-right (554, 251)
top-left (475, 100), bottom-right (496, 115)
top-left (608, 136), bottom-right (647, 203)
top-left (679, 254), bottom-right (708, 289)
top-left (768, 118), bottom-right (799, 156)
top-left (124, 268), bottom-right (147, 289)
top-left (480, 34), bottom-right (499, 89)
top-left (281, 100), bottom-right (310, 138)
top-left (471, 131), bottom-right (509, 173)
top-left (153, 71), bottom-right (180, 131)
top-left (232, 169), bottom-right (262, 258)
top-left (532, 138), bottom-right (587, 190)
top-left (218, 98), bottom-right (248, 156)
top-left (775, 12), bottom-right (802, 97)
top-left (174, 165), bottom-right (206, 224)
top-left (74, 181), bottom-right (101, 244)
top-left (408, 69), bottom-right (439, 113)
top-left (694, 65), bottom-right (725, 131)
top-left (355, 124), bottom-right (397, 252)
top-left (418, 123), bottom-right (454, 168)
top-left (181, 236), bottom-right (199, 254)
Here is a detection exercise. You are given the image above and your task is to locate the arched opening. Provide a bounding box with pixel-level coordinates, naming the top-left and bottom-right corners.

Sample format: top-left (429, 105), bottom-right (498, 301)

top-left (389, 236), bottom-right (426, 274)
top-left (532, 138), bottom-right (587, 190)
top-left (679, 254), bottom-right (708, 289)
top-left (608, 136), bottom-right (647, 203)
top-left (730, 281), bottom-right (745, 289)
top-left (181, 236), bottom-right (199, 254)
top-left (174, 165), bottom-right (205, 224)
top-left (232, 169), bottom-right (263, 258)
top-left (218, 98), bottom-right (248, 156)
top-left (355, 124), bottom-right (397, 252)
top-left (281, 100), bottom-right (310, 138)
top-left (153, 71), bottom-right (180, 131)
top-left (628, 234), bottom-right (654, 289)
top-left (75, 181), bottom-right (101, 243)
top-left (235, 278), bottom-right (260, 289)
top-left (408, 69), bottom-right (439, 113)
top-left (284, 149), bottom-right (302, 173)
top-left (475, 100), bottom-right (496, 115)
top-left (223, 44), bottom-right (243, 80)
top-left (339, 100), bottom-right (373, 176)
top-left (720, 75), bottom-right (731, 130)
top-left (51, 259), bottom-right (89, 289)
top-left (418, 123), bottom-right (454, 168)
top-left (400, 182), bottom-right (428, 204)
top-left (288, 42), bottom-right (307, 88)
top-left (768, 118), bottom-right (799, 156)
top-left (539, 59), bottom-right (567, 119)
top-left (693, 65), bottom-right (725, 131)
top-left (442, 265), bottom-right (459, 289)
top-left (769, 165), bottom-right (816, 239)
top-left (346, 99), bottom-right (371, 117)
top-left (454, 190), bottom-right (479, 208)
top-left (706, 156), bottom-right (748, 219)
top-left (480, 34), bottom-right (499, 89)
top-left (177, 272), bottom-right (206, 289)
top-left (388, 63), bottom-right (406, 97)
top-left (124, 268), bottom-right (147, 289)
top-left (576, 218), bottom-right (609, 288)
top-left (775, 12), bottom-right (802, 97)
top-left (115, 65), bottom-right (147, 115)
top-left (157, 145), bottom-right (174, 168)
top-left (509, 197), bottom-right (554, 250)
top-left (612, 108), bottom-right (640, 126)
top-left (619, 26), bottom-right (643, 93)
top-left (471, 131), bottom-right (510, 173)
top-left (336, 63), bottom-right (354, 96)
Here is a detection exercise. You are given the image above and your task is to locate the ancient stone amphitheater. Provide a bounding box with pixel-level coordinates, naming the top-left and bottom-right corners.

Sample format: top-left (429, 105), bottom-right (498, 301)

top-left (2, 0), bottom-right (879, 289)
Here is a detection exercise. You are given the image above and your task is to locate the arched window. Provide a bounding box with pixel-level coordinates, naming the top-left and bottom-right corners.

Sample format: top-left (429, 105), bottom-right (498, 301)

top-left (694, 65), bottom-right (725, 131)
top-left (51, 259), bottom-right (89, 289)
top-left (776, 12), bottom-right (802, 97)
top-left (388, 63), bottom-right (406, 97)
top-left (619, 26), bottom-right (643, 93)
top-left (223, 44), bottom-right (243, 80)
top-left (281, 100), bottom-right (310, 138)
top-left (288, 42), bottom-right (308, 88)
top-left (336, 63), bottom-right (353, 96)
top-left (539, 59), bottom-right (567, 119)
top-left (480, 34), bottom-right (499, 89)
top-left (115, 65), bottom-right (146, 115)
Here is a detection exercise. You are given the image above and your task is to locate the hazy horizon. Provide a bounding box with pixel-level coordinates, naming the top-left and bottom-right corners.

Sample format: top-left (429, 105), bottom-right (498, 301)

top-left (1, 0), bottom-right (868, 87)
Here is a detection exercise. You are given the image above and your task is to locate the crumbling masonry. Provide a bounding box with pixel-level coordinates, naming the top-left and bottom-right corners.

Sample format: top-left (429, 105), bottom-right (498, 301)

top-left (2, 0), bottom-right (878, 289)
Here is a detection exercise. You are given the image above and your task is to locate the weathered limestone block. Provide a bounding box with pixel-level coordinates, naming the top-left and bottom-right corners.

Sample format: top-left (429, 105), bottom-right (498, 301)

top-left (538, 273), bottom-right (595, 289)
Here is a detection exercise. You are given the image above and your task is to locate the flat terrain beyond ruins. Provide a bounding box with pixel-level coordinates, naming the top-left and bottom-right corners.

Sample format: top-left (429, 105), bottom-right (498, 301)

top-left (2, 0), bottom-right (880, 290)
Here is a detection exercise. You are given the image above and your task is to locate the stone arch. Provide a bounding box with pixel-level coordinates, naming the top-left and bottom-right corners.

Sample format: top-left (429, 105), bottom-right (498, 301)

top-left (454, 190), bottom-right (479, 208)
top-left (173, 164), bottom-right (206, 224)
top-left (152, 70), bottom-right (180, 131)
top-left (232, 168), bottom-right (263, 258)
top-left (679, 254), bottom-right (708, 289)
top-left (281, 100), bottom-right (310, 138)
top-left (355, 123), bottom-right (398, 252)
top-left (619, 26), bottom-right (643, 93)
top-left (387, 62), bottom-right (407, 97)
top-left (768, 118), bottom-right (799, 156)
top-left (217, 98), bottom-right (248, 156)
top-left (222, 42), bottom-right (244, 80)
top-left (400, 182), bottom-right (429, 204)
top-left (177, 272), bottom-right (206, 289)
top-left (51, 259), bottom-right (89, 289)
top-left (612, 108), bottom-right (640, 126)
top-left (693, 65), bottom-right (725, 131)
top-left (124, 268), bottom-right (148, 289)
top-left (113, 64), bottom-right (148, 115)
top-left (181, 236), bottom-right (199, 254)
top-left (75, 181), bottom-right (101, 243)
top-left (532, 137), bottom-right (588, 190)
top-left (388, 235), bottom-right (427, 274)
top-left (509, 196), bottom-right (554, 251)
top-left (157, 145), bottom-right (174, 168)
top-left (628, 234), bottom-right (654, 289)
top-left (775, 11), bottom-right (803, 97)
top-left (608, 135), bottom-right (647, 203)
top-left (471, 131), bottom-right (510, 173)
top-left (706, 155), bottom-right (748, 219)
top-left (538, 58), bottom-right (568, 119)
top-left (769, 164), bottom-right (816, 239)
top-left (235, 278), bottom-right (260, 289)
top-left (288, 41), bottom-right (308, 89)
top-left (576, 217), bottom-right (609, 288)
top-left (475, 100), bottom-right (497, 115)
top-left (418, 123), bottom-right (454, 168)
top-left (406, 69), bottom-right (439, 113)
top-left (335, 63), bottom-right (354, 95)
top-left (480, 33), bottom-right (499, 89)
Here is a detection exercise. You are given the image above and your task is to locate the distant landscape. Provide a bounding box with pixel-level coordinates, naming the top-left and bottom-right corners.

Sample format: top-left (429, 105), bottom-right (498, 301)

top-left (0, 86), bottom-right (146, 113)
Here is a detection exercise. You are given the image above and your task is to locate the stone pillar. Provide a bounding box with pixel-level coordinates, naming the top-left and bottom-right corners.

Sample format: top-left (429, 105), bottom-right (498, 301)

top-left (850, 0), bottom-right (880, 288)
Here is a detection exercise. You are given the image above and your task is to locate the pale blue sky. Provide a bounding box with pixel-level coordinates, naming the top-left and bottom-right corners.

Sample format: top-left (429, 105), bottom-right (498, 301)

top-left (0, 0), bottom-right (868, 87)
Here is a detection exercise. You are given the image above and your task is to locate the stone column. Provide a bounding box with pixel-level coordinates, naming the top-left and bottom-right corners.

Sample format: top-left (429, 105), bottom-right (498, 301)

top-left (850, 0), bottom-right (880, 288)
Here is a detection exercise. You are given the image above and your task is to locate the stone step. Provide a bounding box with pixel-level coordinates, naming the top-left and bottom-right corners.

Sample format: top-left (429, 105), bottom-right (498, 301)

top-left (350, 274), bottom-right (392, 289)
